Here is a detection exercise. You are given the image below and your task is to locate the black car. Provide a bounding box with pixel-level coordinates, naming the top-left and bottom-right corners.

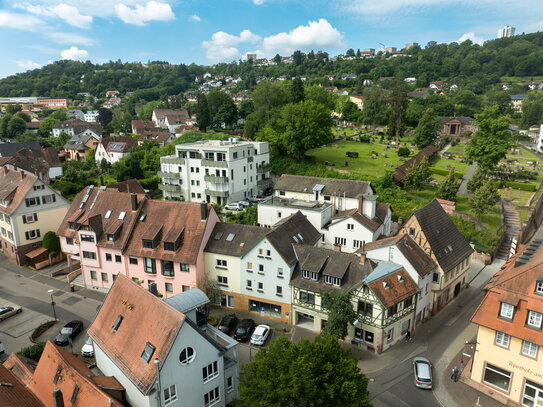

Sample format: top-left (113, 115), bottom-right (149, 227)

top-left (54, 320), bottom-right (83, 346)
top-left (233, 319), bottom-right (255, 342)
top-left (217, 314), bottom-right (238, 335)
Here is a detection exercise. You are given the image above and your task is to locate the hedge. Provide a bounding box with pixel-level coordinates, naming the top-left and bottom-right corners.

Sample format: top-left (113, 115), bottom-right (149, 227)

top-left (430, 167), bottom-right (464, 179)
top-left (503, 181), bottom-right (537, 192)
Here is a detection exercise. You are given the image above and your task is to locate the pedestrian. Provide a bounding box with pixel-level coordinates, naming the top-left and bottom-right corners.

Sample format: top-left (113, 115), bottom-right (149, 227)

top-left (405, 330), bottom-right (411, 341)
top-left (451, 367), bottom-right (459, 382)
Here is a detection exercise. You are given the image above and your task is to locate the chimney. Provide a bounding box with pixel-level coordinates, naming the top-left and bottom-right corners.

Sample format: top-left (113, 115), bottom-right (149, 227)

top-left (397, 217), bottom-right (403, 229)
top-left (149, 282), bottom-right (158, 296)
top-left (359, 252), bottom-right (366, 264)
top-left (53, 388), bottom-right (65, 407)
top-left (358, 195), bottom-right (363, 213)
top-left (200, 201), bottom-right (208, 221)
top-left (333, 243), bottom-right (341, 252)
top-left (131, 193), bottom-right (137, 211)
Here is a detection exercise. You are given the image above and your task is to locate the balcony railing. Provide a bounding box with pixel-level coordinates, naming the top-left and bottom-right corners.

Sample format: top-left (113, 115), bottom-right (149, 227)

top-left (159, 184), bottom-right (182, 192)
top-left (257, 178), bottom-right (273, 188)
top-left (158, 171), bottom-right (179, 178)
top-left (161, 156), bottom-right (185, 165)
top-left (257, 164), bottom-right (272, 174)
top-left (201, 159), bottom-right (228, 168)
top-left (204, 188), bottom-right (229, 198)
top-left (204, 175), bottom-right (229, 184)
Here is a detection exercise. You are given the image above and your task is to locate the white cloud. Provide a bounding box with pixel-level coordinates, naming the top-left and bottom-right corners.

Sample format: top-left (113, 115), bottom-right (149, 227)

top-left (191, 14), bottom-right (201, 22)
top-left (61, 46), bottom-right (89, 61)
top-left (0, 10), bottom-right (42, 30)
top-left (22, 3), bottom-right (92, 28)
top-left (46, 31), bottom-right (96, 46)
top-left (203, 29), bottom-right (261, 62)
top-left (260, 19), bottom-right (343, 56)
top-left (456, 32), bottom-right (484, 45)
top-left (253, 0), bottom-right (264, 4)
top-left (15, 59), bottom-right (41, 69)
top-left (115, 1), bottom-right (175, 25)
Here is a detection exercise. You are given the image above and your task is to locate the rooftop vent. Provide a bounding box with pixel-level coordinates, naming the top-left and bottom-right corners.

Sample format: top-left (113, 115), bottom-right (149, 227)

top-left (383, 281), bottom-right (390, 289)
top-left (397, 275), bottom-right (404, 282)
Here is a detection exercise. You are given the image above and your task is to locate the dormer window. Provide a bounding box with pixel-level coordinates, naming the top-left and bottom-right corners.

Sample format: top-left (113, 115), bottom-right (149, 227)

top-left (536, 278), bottom-right (543, 295)
top-left (527, 310), bottom-right (542, 329)
top-left (302, 270), bottom-right (318, 281)
top-left (142, 239), bottom-right (154, 249)
top-left (500, 302), bottom-right (515, 319)
top-left (68, 222), bottom-right (79, 230)
top-left (324, 275), bottom-right (341, 286)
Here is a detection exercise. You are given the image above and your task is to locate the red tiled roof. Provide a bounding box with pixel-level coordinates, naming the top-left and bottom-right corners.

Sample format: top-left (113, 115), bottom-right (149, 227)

top-left (106, 179), bottom-right (146, 194)
top-left (88, 275), bottom-right (185, 394)
top-left (369, 268), bottom-right (420, 307)
top-left (0, 167), bottom-right (38, 215)
top-left (3, 352), bottom-right (37, 387)
top-left (0, 363), bottom-right (43, 407)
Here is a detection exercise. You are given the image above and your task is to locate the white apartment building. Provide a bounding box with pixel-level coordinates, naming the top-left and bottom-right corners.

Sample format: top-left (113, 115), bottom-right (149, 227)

top-left (498, 25), bottom-right (515, 38)
top-left (159, 139), bottom-right (271, 205)
top-left (84, 110), bottom-right (99, 122)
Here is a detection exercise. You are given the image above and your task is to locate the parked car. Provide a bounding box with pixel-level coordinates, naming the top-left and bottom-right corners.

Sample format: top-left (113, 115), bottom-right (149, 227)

top-left (250, 324), bottom-right (271, 346)
top-left (224, 202), bottom-right (243, 211)
top-left (217, 314), bottom-right (238, 335)
top-left (248, 196), bottom-right (264, 203)
top-left (54, 320), bottom-right (83, 346)
top-left (413, 357), bottom-right (433, 389)
top-left (263, 187), bottom-right (273, 196)
top-left (255, 194), bottom-right (266, 199)
top-left (0, 306), bottom-right (22, 321)
top-left (81, 336), bottom-right (94, 357)
top-left (233, 319), bottom-right (255, 342)
top-left (238, 200), bottom-right (252, 208)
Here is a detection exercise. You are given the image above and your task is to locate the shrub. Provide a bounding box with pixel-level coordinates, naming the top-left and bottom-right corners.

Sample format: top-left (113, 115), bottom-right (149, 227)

top-left (18, 342), bottom-right (46, 361)
top-left (504, 181), bottom-right (536, 192)
top-left (430, 167), bottom-right (463, 179)
top-left (450, 215), bottom-right (500, 253)
top-left (42, 231), bottom-right (60, 252)
top-left (358, 135), bottom-right (370, 143)
top-left (397, 147), bottom-right (410, 157)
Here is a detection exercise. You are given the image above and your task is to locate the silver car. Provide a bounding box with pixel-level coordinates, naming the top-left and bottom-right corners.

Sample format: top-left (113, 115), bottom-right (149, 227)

top-left (413, 357), bottom-right (433, 389)
top-left (250, 324), bottom-right (270, 346)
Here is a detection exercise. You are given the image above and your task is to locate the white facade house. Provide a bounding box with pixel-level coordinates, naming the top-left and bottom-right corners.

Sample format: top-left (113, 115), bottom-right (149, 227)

top-left (257, 196), bottom-right (333, 230)
top-left (498, 25), bottom-right (515, 38)
top-left (95, 136), bottom-right (136, 165)
top-left (88, 276), bottom-right (239, 407)
top-left (160, 139), bottom-right (271, 205)
top-left (84, 110), bottom-right (99, 122)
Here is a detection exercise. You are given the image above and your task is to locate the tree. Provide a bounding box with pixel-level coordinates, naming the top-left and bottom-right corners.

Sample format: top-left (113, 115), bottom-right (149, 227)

top-left (291, 77), bottom-right (305, 103)
top-left (7, 116), bottom-right (26, 138)
top-left (414, 108), bottom-right (441, 148)
top-left (436, 169), bottom-right (460, 202)
top-left (403, 157), bottom-right (432, 190)
top-left (273, 53), bottom-right (282, 64)
top-left (239, 99), bottom-right (254, 119)
top-left (362, 87), bottom-right (390, 126)
top-left (196, 93), bottom-right (210, 132)
top-left (389, 75), bottom-right (409, 142)
top-left (345, 48), bottom-right (355, 57)
top-left (97, 107), bottom-right (113, 128)
top-left (206, 90), bottom-right (238, 128)
top-left (321, 291), bottom-right (357, 339)
top-left (54, 131), bottom-right (71, 150)
top-left (305, 85), bottom-right (336, 110)
top-left (466, 167), bottom-right (486, 193)
top-left (42, 231), bottom-right (60, 252)
top-left (469, 179), bottom-right (500, 217)
top-left (39, 116), bottom-right (60, 137)
top-left (238, 335), bottom-right (371, 407)
top-left (292, 50), bottom-right (304, 65)
top-left (466, 106), bottom-right (512, 171)
top-left (6, 104), bottom-right (22, 114)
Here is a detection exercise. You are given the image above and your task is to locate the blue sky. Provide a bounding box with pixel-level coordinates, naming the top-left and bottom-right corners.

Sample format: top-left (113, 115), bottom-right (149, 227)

top-left (1, 0), bottom-right (543, 79)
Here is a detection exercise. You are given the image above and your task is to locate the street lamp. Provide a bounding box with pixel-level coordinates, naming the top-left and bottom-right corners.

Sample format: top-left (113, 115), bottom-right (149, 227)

top-left (48, 289), bottom-right (57, 321)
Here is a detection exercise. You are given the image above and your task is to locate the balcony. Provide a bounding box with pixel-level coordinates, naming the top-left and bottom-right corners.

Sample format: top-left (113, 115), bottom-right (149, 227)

top-left (159, 184), bottom-right (182, 192)
top-left (257, 164), bottom-right (272, 174)
top-left (158, 171), bottom-right (179, 178)
top-left (205, 188), bottom-right (229, 198)
top-left (257, 178), bottom-right (273, 188)
top-left (201, 159), bottom-right (228, 168)
top-left (204, 175), bottom-right (229, 184)
top-left (161, 156), bottom-right (185, 165)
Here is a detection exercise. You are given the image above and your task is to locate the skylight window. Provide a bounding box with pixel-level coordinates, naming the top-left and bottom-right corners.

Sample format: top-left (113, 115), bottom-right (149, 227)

top-left (215, 232), bottom-right (224, 240)
top-left (141, 342), bottom-right (155, 363)
top-left (226, 233), bottom-right (236, 241)
top-left (112, 315), bottom-right (124, 332)
top-left (297, 233), bottom-right (303, 241)
top-left (105, 210), bottom-right (112, 219)
top-left (292, 235), bottom-right (299, 243)
top-left (140, 214), bottom-right (147, 222)
top-left (118, 211), bottom-right (126, 220)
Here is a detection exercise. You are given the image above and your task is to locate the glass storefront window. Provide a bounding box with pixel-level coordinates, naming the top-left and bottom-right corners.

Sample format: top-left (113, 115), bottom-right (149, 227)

top-left (483, 363), bottom-right (511, 392)
top-left (522, 380), bottom-right (543, 407)
top-left (249, 299), bottom-right (281, 317)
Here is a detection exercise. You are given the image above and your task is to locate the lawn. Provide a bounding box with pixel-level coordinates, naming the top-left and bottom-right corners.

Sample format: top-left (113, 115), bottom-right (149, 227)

top-left (455, 194), bottom-right (502, 233)
top-left (504, 148), bottom-right (543, 184)
top-left (431, 156), bottom-right (470, 175)
top-left (306, 140), bottom-right (418, 179)
top-left (498, 188), bottom-right (535, 206)
top-left (445, 143), bottom-right (468, 157)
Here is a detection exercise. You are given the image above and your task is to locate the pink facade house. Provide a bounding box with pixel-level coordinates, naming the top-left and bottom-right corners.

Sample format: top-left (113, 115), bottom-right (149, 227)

top-left (58, 185), bottom-right (218, 294)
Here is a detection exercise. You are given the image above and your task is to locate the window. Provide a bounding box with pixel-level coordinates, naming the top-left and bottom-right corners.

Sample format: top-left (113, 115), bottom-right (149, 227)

top-left (118, 211), bottom-right (126, 220)
top-left (357, 301), bottom-right (373, 316)
top-left (258, 264), bottom-right (264, 273)
top-left (279, 190), bottom-right (285, 196)
top-left (90, 270), bottom-right (97, 280)
top-left (483, 363), bottom-right (511, 392)
top-left (164, 282), bottom-right (174, 294)
top-left (115, 255), bottom-right (121, 263)
top-left (204, 387), bottom-right (220, 407)
top-left (101, 273), bottom-right (108, 282)
top-left (233, 152), bottom-right (238, 159)
top-left (202, 361), bottom-right (219, 383)
top-left (246, 280), bottom-right (252, 289)
top-left (25, 229), bottom-right (41, 240)
top-left (387, 328), bottom-right (394, 341)
top-left (258, 248), bottom-right (263, 256)
top-left (80, 234), bottom-right (94, 242)
top-left (164, 242), bottom-right (175, 251)
top-left (299, 291), bottom-right (315, 305)
top-left (495, 331), bottom-right (510, 348)
top-left (277, 267), bottom-right (283, 278)
top-left (522, 340), bottom-right (539, 358)
top-left (180, 263), bottom-right (189, 272)
top-left (409, 227), bottom-right (415, 236)
top-left (66, 237), bottom-right (74, 245)
top-left (276, 286), bottom-right (282, 296)
top-left (164, 384), bottom-right (177, 405)
top-left (404, 296), bottom-right (413, 308)
top-left (334, 237), bottom-right (346, 246)
top-left (22, 213), bottom-right (38, 224)
top-left (432, 273), bottom-right (439, 283)
top-left (247, 262), bottom-right (253, 271)
top-left (129, 257), bottom-right (138, 265)
top-left (277, 211), bottom-right (282, 218)
top-left (353, 240), bottom-right (363, 249)
top-left (523, 380), bottom-right (543, 407)
top-left (266, 249), bottom-right (271, 257)
top-left (105, 253), bottom-right (112, 261)
top-left (217, 276), bottom-right (228, 286)
top-left (112, 315), bottom-right (123, 331)
top-left (388, 304), bottom-right (398, 317)
top-left (140, 342), bottom-right (155, 363)
top-left (161, 260), bottom-right (175, 276)
top-left (216, 259), bottom-right (227, 268)
top-left (302, 269), bottom-right (318, 280)
top-left (258, 282), bottom-right (263, 291)
top-left (82, 251), bottom-right (96, 260)
top-left (105, 210), bottom-right (112, 219)
top-left (527, 310), bottom-right (542, 329)
top-left (227, 376), bottom-right (233, 393)
top-left (42, 194), bottom-right (56, 204)
top-left (347, 223), bottom-right (354, 230)
top-left (324, 275), bottom-right (341, 286)
top-left (70, 384), bottom-right (80, 404)
top-left (536, 280), bottom-right (543, 295)
top-left (25, 197), bottom-right (40, 207)
top-left (182, 285), bottom-right (190, 292)
top-left (179, 347), bottom-right (195, 365)
top-left (364, 331), bottom-right (374, 343)
top-left (144, 258), bottom-right (156, 274)
top-left (142, 239), bottom-right (154, 249)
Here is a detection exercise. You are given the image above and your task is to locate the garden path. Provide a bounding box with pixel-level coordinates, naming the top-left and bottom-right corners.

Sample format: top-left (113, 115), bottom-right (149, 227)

top-left (458, 161), bottom-right (478, 196)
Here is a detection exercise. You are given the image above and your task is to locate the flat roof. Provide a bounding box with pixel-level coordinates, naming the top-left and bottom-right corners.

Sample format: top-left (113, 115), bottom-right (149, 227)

top-left (259, 196), bottom-right (331, 211)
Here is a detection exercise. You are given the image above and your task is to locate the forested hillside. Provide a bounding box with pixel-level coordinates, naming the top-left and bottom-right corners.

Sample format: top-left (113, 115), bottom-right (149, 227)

top-left (2, 32), bottom-right (543, 99)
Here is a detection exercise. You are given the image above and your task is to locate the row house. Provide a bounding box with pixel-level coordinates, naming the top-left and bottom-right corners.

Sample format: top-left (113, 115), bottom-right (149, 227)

top-left (57, 186), bottom-right (219, 295)
top-left (88, 275), bottom-right (239, 407)
top-left (289, 245), bottom-right (419, 354)
top-left (205, 211), bottom-right (321, 323)
top-left (160, 139), bottom-right (271, 205)
top-left (362, 234), bottom-right (436, 324)
top-left (152, 109), bottom-right (189, 129)
top-left (0, 147), bottom-right (63, 182)
top-left (0, 168), bottom-right (70, 265)
top-left (52, 118), bottom-right (102, 138)
top-left (469, 241), bottom-right (543, 406)
top-left (402, 199), bottom-right (473, 314)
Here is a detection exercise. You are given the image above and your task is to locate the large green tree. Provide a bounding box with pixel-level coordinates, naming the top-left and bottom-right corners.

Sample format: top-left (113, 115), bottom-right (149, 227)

top-left (469, 179), bottom-right (500, 217)
top-left (403, 157), bottom-right (432, 190)
top-left (206, 90), bottom-right (238, 128)
top-left (388, 75), bottom-right (409, 141)
top-left (414, 108), bottom-right (441, 148)
top-left (362, 87), bottom-right (389, 126)
top-left (196, 93), bottom-right (210, 132)
top-left (436, 168), bottom-right (460, 202)
top-left (238, 335), bottom-right (371, 407)
top-left (291, 77), bottom-right (305, 103)
top-left (466, 167), bottom-right (486, 193)
top-left (466, 106), bottom-right (512, 171)
top-left (321, 291), bottom-right (358, 339)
